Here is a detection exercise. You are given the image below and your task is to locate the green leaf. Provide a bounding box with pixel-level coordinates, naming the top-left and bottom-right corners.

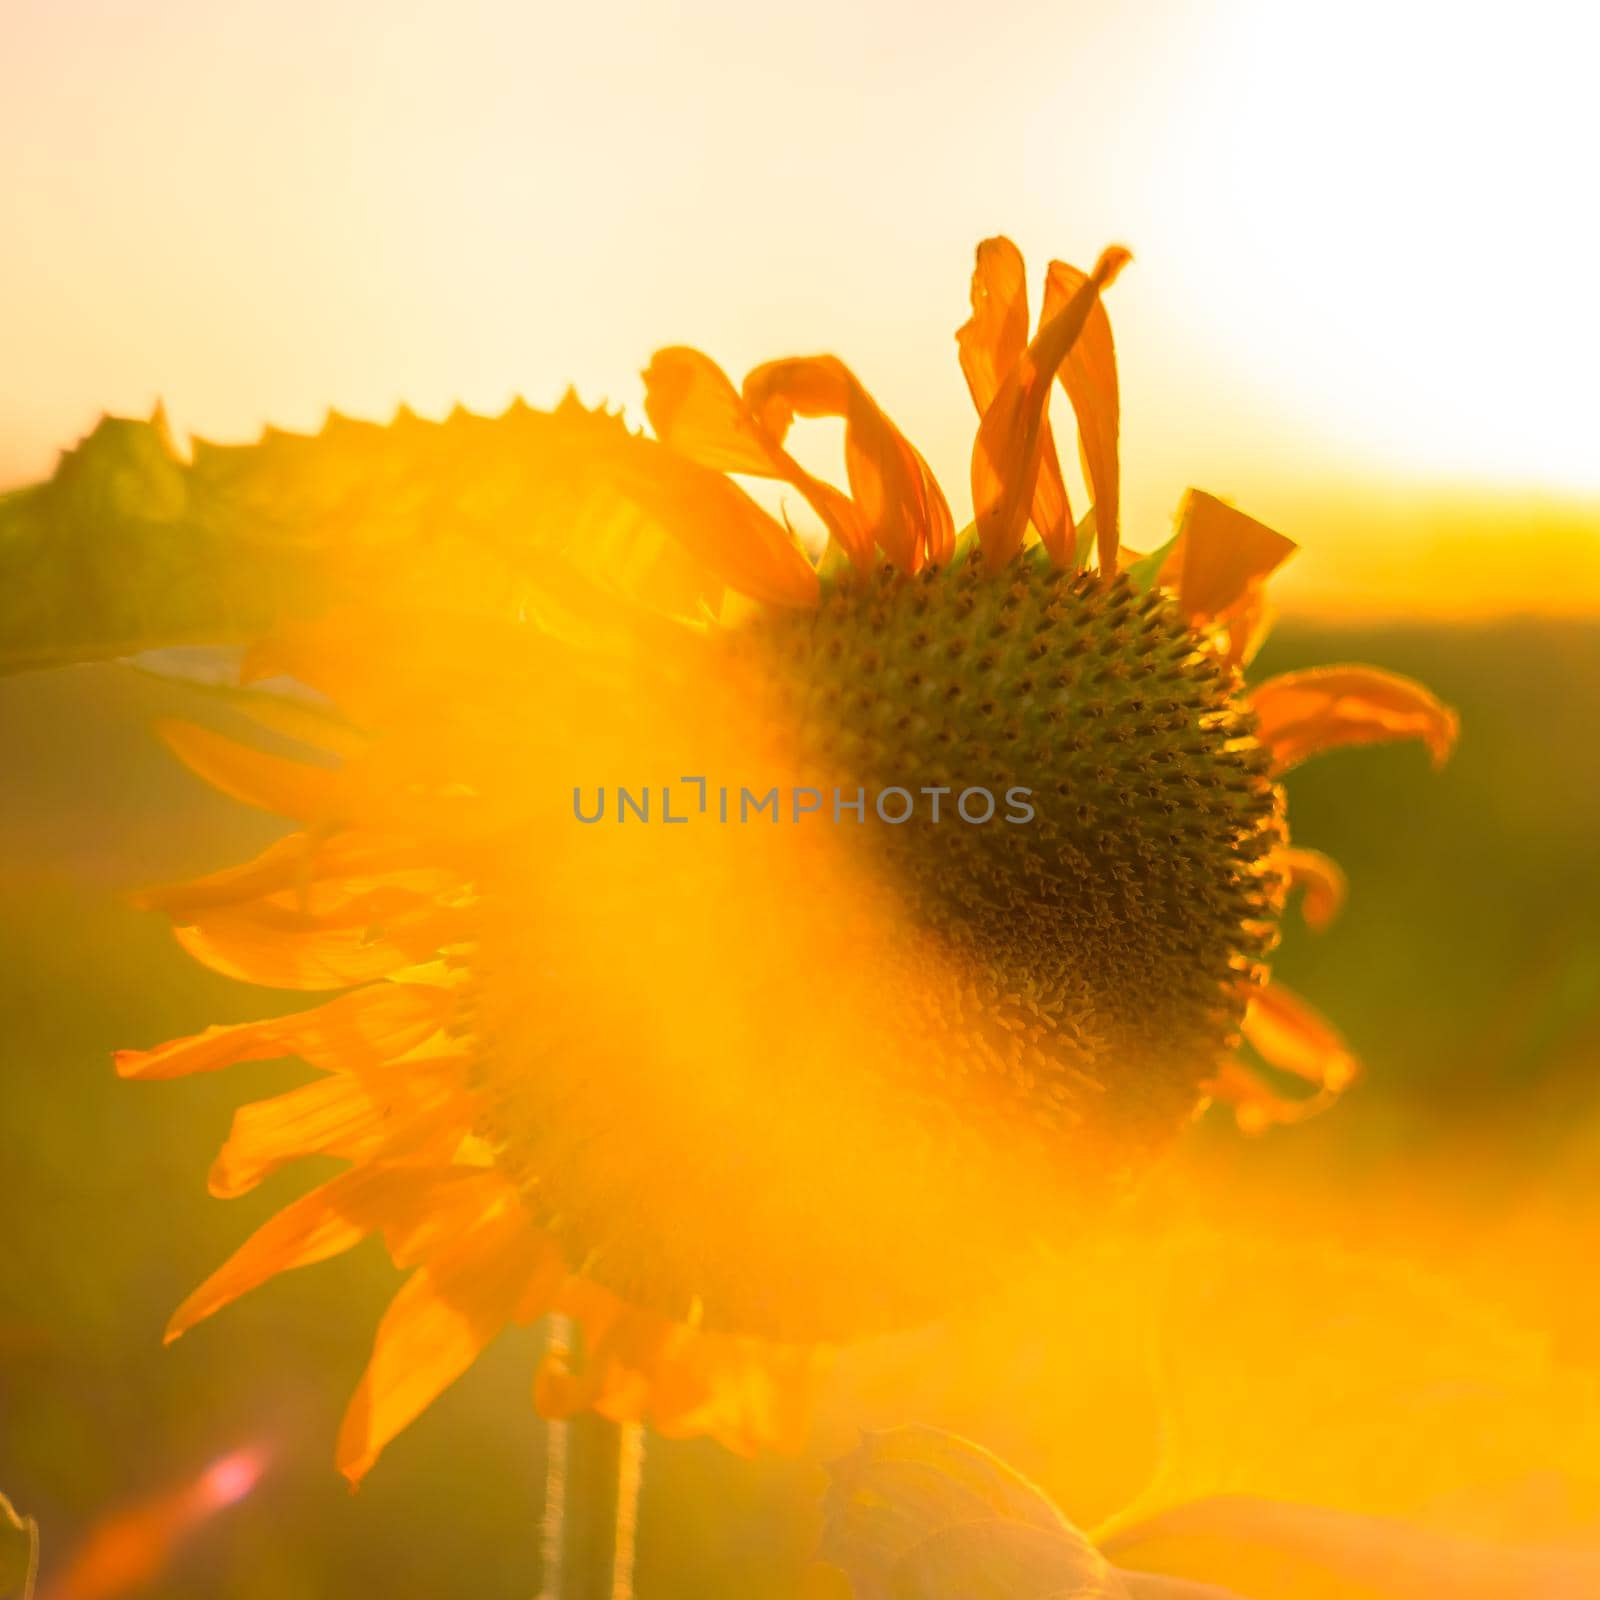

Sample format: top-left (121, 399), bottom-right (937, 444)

top-left (0, 1491), bottom-right (37, 1600)
top-left (817, 1426), bottom-right (1129, 1600)
top-left (1124, 532), bottom-right (1181, 594)
top-left (0, 397), bottom-right (723, 677)
top-left (1073, 509), bottom-right (1098, 569)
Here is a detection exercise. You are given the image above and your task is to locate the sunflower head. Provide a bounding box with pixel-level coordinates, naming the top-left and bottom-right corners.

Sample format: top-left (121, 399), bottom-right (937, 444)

top-left (110, 236), bottom-right (1458, 1475)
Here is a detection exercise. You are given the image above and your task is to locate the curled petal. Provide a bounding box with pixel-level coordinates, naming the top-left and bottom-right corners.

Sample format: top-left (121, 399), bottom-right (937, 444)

top-left (955, 237), bottom-right (1073, 560)
top-left (337, 1201), bottom-right (555, 1484)
top-left (590, 429), bottom-right (820, 609)
top-left (1204, 1059), bottom-right (1344, 1135)
top-left (1162, 491), bottom-right (1297, 630)
top-left (1242, 980), bottom-right (1359, 1093)
top-left (1280, 848), bottom-right (1348, 932)
top-left (1041, 253), bottom-right (1130, 575)
top-left (743, 356), bottom-right (954, 572)
top-left (1251, 666), bottom-right (1460, 772)
top-left (114, 982), bottom-right (453, 1080)
top-left (973, 247), bottom-right (1130, 568)
top-left (643, 346), bottom-right (788, 475)
top-left (644, 346), bottom-right (872, 568)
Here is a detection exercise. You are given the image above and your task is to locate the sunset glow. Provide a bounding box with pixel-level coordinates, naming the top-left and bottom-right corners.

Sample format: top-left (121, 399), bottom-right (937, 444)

top-left (3, 0), bottom-right (1595, 617)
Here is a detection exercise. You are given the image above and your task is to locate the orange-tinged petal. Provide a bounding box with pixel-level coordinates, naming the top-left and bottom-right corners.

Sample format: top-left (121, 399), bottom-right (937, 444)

top-left (955, 238), bottom-right (1073, 561)
top-left (1250, 665), bottom-right (1460, 773)
top-left (1280, 848), bottom-right (1348, 932)
top-left (642, 346), bottom-right (787, 475)
top-left (645, 347), bottom-right (872, 569)
top-left (744, 356), bottom-right (954, 572)
top-left (1242, 980), bottom-right (1359, 1093)
top-left (535, 1286), bottom-right (817, 1456)
top-left (113, 982), bottom-right (453, 1080)
top-left (375, 1167), bottom-right (518, 1270)
top-left (1162, 490), bottom-right (1297, 627)
top-left (172, 901), bottom-right (466, 990)
top-left (1215, 578), bottom-right (1276, 666)
top-left (1205, 1058), bottom-right (1343, 1134)
top-left (597, 424), bottom-right (820, 609)
top-left (136, 835), bottom-right (452, 917)
top-left (336, 1201), bottom-right (552, 1484)
top-left (972, 247), bottom-right (1129, 568)
top-left (155, 720), bottom-right (345, 822)
top-left (207, 1062), bottom-right (466, 1197)
top-left (1041, 252), bottom-right (1131, 575)
top-left (165, 1165), bottom-right (432, 1341)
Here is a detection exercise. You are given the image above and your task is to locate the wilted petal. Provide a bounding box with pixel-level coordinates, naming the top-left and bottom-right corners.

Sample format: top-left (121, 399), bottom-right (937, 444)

top-left (1041, 253), bottom-right (1131, 575)
top-left (973, 247), bottom-right (1129, 568)
top-left (1250, 666), bottom-right (1459, 772)
top-left (744, 356), bottom-right (954, 572)
top-left (643, 347), bottom-right (787, 475)
top-left (1242, 980), bottom-right (1359, 1093)
top-left (645, 346), bottom-right (873, 569)
top-left (1162, 491), bottom-right (1297, 629)
top-left (1204, 1058), bottom-right (1341, 1134)
top-left (1280, 848), bottom-right (1347, 932)
top-left (956, 237), bottom-right (1074, 561)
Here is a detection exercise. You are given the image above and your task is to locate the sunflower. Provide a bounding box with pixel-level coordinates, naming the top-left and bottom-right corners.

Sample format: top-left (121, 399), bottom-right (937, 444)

top-left (115, 237), bottom-right (1456, 1483)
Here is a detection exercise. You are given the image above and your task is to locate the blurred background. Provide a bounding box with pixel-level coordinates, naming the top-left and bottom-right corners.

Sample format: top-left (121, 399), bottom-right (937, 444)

top-left (3, 0), bottom-right (1599, 1594)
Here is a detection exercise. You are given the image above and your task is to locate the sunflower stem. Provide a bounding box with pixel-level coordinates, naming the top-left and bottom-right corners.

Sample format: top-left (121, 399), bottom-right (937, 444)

top-left (540, 1316), bottom-right (646, 1600)
top-left (538, 1316), bottom-right (571, 1600)
top-left (612, 1422), bottom-right (645, 1600)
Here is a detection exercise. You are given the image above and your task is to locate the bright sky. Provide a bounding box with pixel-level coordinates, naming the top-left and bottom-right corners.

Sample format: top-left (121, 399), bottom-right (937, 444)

top-left (4, 0), bottom-right (1598, 614)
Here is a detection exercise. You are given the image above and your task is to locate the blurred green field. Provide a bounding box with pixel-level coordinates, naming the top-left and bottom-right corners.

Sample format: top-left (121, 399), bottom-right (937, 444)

top-left (2, 618), bottom-right (1597, 1597)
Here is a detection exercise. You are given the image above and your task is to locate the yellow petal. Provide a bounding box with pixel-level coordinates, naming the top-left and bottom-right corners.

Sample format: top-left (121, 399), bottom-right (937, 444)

top-left (173, 901), bottom-right (465, 990)
top-left (744, 356), bottom-right (954, 572)
top-left (955, 237), bottom-right (1074, 561)
top-left (114, 982), bottom-right (453, 1080)
top-left (1250, 665), bottom-right (1460, 772)
top-left (534, 1284), bottom-right (817, 1457)
top-left (135, 833), bottom-right (445, 917)
top-left (165, 1165), bottom-right (430, 1341)
top-left (336, 1202), bottom-right (550, 1484)
top-left (972, 247), bottom-right (1129, 569)
top-left (207, 1062), bottom-right (465, 1197)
